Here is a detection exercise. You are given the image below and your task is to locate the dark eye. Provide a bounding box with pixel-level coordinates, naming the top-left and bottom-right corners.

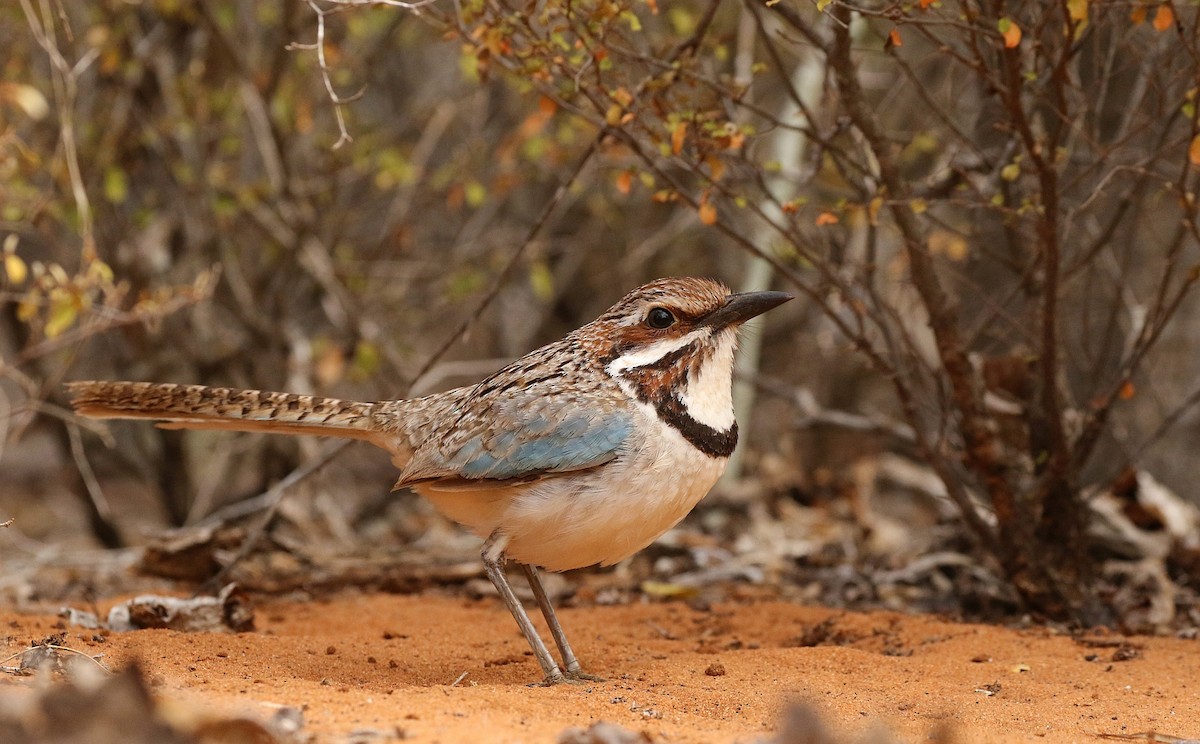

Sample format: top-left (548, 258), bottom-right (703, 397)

top-left (646, 307), bottom-right (676, 329)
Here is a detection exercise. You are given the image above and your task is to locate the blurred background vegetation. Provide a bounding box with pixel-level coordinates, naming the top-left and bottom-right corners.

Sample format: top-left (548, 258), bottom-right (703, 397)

top-left (2, 0), bottom-right (1199, 627)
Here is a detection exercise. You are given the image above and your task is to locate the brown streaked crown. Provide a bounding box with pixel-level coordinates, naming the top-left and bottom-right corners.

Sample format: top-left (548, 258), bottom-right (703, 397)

top-left (581, 276), bottom-right (732, 359)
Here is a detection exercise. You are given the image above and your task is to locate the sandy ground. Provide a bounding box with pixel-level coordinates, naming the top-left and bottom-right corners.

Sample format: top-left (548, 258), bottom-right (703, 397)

top-left (3, 591), bottom-right (1199, 743)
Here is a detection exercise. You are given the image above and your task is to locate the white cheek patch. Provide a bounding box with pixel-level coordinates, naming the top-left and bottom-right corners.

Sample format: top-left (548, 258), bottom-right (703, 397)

top-left (604, 327), bottom-right (738, 434)
top-left (677, 331), bottom-right (736, 431)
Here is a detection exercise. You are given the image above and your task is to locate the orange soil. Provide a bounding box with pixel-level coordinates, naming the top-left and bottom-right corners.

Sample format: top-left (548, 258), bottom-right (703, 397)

top-left (3, 592), bottom-right (1198, 742)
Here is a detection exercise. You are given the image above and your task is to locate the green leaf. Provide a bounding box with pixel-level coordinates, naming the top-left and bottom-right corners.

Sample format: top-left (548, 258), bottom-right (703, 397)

top-left (529, 261), bottom-right (554, 302)
top-left (104, 167), bottom-right (129, 204)
top-left (667, 8), bottom-right (695, 35)
top-left (464, 180), bottom-right (486, 208)
top-left (350, 340), bottom-right (380, 380)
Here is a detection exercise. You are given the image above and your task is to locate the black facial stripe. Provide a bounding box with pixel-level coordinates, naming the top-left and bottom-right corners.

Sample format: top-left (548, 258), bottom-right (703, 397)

top-left (609, 338), bottom-right (735, 458)
top-left (656, 394), bottom-right (738, 458)
top-left (629, 341), bottom-right (700, 372)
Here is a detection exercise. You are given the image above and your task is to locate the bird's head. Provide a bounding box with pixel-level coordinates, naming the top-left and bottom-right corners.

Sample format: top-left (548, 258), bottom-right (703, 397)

top-left (580, 277), bottom-right (792, 457)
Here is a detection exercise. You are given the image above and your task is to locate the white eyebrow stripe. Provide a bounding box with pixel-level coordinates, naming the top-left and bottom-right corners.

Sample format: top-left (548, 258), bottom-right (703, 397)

top-left (604, 330), bottom-right (707, 374)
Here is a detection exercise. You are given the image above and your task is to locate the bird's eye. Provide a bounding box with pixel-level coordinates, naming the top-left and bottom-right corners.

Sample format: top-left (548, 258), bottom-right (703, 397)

top-left (646, 307), bottom-right (676, 329)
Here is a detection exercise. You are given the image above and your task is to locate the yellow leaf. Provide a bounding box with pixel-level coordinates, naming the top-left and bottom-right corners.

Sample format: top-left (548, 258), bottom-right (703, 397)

top-left (16, 291), bottom-right (39, 322)
top-left (698, 201), bottom-right (717, 225)
top-left (929, 229), bottom-right (968, 261)
top-left (605, 104), bottom-right (623, 127)
top-left (998, 17), bottom-right (1022, 48)
top-left (909, 198), bottom-right (928, 214)
top-left (1153, 4), bottom-right (1173, 31)
top-left (87, 259), bottom-right (114, 284)
top-left (0, 82), bottom-right (50, 120)
top-left (640, 581), bottom-right (698, 599)
top-left (1066, 0), bottom-right (1088, 22)
top-left (867, 196), bottom-right (883, 226)
top-left (671, 121), bottom-right (688, 156)
top-left (5, 253), bottom-right (27, 285)
top-left (45, 290), bottom-right (79, 338)
top-left (1001, 162), bottom-right (1021, 181)
top-left (47, 263), bottom-right (69, 285)
top-left (815, 0), bottom-right (832, 11)
top-left (1190, 134), bottom-right (1200, 167)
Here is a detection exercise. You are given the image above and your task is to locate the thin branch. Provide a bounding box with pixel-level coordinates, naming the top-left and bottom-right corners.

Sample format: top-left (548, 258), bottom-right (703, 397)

top-left (408, 138), bottom-right (600, 385)
top-left (196, 440), bottom-right (351, 595)
top-left (65, 422), bottom-right (116, 529)
top-left (295, 0), bottom-right (367, 149)
top-left (19, 0), bottom-right (97, 262)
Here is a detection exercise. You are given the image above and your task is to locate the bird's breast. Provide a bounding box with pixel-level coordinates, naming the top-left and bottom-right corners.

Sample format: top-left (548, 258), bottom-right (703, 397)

top-left (418, 410), bottom-right (728, 572)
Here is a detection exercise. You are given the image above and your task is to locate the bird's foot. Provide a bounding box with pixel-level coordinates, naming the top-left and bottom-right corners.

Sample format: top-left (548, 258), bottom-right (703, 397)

top-left (536, 669), bottom-right (604, 686)
top-left (537, 670), bottom-right (568, 686)
top-left (565, 669), bottom-right (605, 682)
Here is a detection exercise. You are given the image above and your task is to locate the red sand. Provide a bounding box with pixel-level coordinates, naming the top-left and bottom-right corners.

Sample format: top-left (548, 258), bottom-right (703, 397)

top-left (4, 592), bottom-right (1198, 742)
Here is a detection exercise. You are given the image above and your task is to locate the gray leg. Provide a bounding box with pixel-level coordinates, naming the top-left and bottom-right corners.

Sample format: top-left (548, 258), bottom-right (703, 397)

top-left (520, 563), bottom-right (602, 680)
top-left (481, 533), bottom-right (565, 685)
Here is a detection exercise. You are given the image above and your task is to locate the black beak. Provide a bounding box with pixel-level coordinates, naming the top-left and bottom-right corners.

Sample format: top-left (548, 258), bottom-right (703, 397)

top-left (701, 290), bottom-right (793, 330)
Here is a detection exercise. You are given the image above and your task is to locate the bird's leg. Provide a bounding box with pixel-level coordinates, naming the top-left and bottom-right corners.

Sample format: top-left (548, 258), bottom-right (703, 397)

top-left (520, 563), bottom-right (603, 681)
top-left (481, 532), bottom-right (565, 685)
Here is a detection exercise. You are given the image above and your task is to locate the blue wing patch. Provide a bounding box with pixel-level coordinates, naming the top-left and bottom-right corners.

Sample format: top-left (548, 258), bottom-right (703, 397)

top-left (445, 413), bottom-right (631, 481)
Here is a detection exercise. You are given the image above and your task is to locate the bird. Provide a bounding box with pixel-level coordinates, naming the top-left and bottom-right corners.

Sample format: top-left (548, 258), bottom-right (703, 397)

top-left (68, 276), bottom-right (792, 684)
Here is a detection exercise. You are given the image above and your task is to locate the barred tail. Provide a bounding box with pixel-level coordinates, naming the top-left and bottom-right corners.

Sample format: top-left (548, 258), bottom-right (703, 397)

top-left (67, 381), bottom-right (388, 444)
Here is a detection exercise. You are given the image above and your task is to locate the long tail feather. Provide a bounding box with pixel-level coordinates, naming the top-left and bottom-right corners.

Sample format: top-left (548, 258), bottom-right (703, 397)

top-left (67, 381), bottom-right (388, 444)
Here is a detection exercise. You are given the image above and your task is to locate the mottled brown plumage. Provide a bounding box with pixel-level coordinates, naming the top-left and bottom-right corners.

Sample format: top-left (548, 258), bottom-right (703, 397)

top-left (67, 276), bottom-right (792, 684)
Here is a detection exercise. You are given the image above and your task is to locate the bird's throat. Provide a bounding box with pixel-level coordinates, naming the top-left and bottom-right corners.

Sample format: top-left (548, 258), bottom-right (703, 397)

top-left (605, 335), bottom-right (739, 458)
top-left (654, 394), bottom-right (738, 457)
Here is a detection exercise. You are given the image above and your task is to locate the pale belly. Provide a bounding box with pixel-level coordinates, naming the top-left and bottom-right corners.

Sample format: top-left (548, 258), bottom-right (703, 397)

top-left (414, 426), bottom-right (728, 572)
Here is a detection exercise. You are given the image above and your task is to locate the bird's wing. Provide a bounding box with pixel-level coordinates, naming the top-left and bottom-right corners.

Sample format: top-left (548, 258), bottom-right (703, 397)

top-left (394, 390), bottom-right (632, 488)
